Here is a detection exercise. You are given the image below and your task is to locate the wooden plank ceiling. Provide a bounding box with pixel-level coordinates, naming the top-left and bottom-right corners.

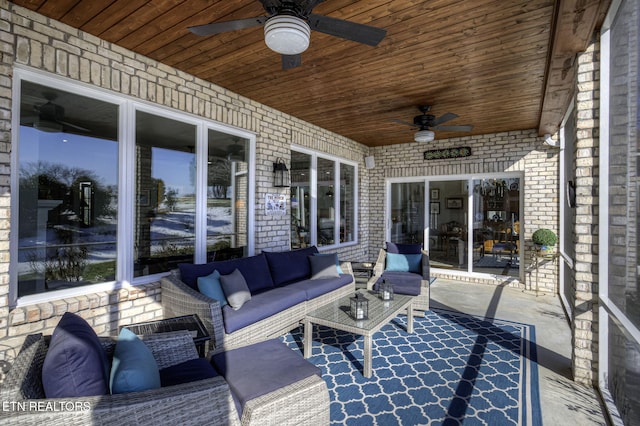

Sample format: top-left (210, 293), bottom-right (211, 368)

top-left (10, 0), bottom-right (610, 147)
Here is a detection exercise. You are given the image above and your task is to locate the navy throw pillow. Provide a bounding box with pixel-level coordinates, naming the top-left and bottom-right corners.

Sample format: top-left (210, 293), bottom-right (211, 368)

top-left (386, 242), bottom-right (423, 254)
top-left (42, 312), bottom-right (110, 398)
top-left (264, 246), bottom-right (319, 286)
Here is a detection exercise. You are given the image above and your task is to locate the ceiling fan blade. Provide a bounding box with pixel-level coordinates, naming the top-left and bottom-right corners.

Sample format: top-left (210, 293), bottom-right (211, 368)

top-left (433, 124), bottom-right (474, 132)
top-left (390, 118), bottom-right (418, 128)
top-left (432, 112), bottom-right (459, 126)
top-left (61, 121), bottom-right (90, 132)
top-left (189, 16), bottom-right (267, 36)
top-left (282, 54), bottom-right (302, 69)
top-left (308, 13), bottom-right (386, 46)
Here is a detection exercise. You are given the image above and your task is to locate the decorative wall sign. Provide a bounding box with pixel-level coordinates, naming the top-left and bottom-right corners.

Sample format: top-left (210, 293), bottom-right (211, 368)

top-left (423, 146), bottom-right (472, 160)
top-left (265, 193), bottom-right (287, 215)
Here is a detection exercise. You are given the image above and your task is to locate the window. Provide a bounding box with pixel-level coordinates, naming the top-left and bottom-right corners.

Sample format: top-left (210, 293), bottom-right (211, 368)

top-left (290, 148), bottom-right (357, 249)
top-left (387, 174), bottom-right (522, 279)
top-left (15, 80), bottom-right (119, 297)
top-left (11, 71), bottom-right (254, 305)
top-left (600, 0), bottom-right (640, 423)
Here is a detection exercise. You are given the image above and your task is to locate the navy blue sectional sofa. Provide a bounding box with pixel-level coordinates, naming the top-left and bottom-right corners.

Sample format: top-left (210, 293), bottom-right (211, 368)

top-left (161, 246), bottom-right (355, 353)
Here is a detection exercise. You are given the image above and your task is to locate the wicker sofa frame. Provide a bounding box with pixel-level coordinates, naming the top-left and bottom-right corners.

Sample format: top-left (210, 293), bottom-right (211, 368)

top-left (1, 330), bottom-right (330, 426)
top-left (366, 249), bottom-right (431, 313)
top-left (161, 261), bottom-right (355, 354)
top-left (0, 331), bottom-right (239, 426)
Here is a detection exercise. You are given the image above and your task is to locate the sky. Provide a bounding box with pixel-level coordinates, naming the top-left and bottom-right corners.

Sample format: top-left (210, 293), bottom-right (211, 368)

top-left (20, 126), bottom-right (195, 195)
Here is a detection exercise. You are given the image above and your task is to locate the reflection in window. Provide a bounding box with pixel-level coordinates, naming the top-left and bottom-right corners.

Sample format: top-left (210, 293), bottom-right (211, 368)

top-left (17, 81), bottom-right (119, 296)
top-left (13, 76), bottom-right (254, 301)
top-left (290, 150), bottom-right (357, 249)
top-left (291, 152), bottom-right (311, 249)
top-left (317, 158), bottom-right (335, 246)
top-left (340, 163), bottom-right (355, 243)
top-left (206, 133), bottom-right (248, 261)
top-left (134, 111), bottom-right (196, 277)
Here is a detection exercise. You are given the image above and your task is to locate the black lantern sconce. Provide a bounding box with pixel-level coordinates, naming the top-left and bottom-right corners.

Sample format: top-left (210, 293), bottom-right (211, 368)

top-left (273, 158), bottom-right (290, 188)
top-left (379, 280), bottom-right (394, 301)
top-left (349, 292), bottom-right (369, 320)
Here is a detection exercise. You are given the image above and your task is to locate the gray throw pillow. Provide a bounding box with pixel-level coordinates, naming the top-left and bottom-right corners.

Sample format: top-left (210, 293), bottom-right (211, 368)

top-left (220, 269), bottom-right (251, 310)
top-left (308, 255), bottom-right (340, 280)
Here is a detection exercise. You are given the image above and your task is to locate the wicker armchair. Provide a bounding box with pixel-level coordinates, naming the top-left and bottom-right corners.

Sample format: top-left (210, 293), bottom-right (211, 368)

top-left (367, 248), bottom-right (431, 313)
top-left (0, 331), bottom-right (240, 426)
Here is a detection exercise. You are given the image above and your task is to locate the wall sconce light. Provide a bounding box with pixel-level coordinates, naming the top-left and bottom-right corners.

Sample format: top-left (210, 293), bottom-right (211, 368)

top-left (273, 158), bottom-right (290, 188)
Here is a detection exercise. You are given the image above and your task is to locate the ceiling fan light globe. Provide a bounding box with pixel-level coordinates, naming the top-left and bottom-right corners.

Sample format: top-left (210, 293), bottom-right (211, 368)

top-left (414, 130), bottom-right (435, 143)
top-left (264, 16), bottom-right (310, 55)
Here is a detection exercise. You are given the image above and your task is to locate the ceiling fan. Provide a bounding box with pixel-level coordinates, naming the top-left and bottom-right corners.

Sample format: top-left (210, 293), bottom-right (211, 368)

top-left (391, 105), bottom-right (474, 142)
top-left (188, 0), bottom-right (387, 69)
top-left (23, 93), bottom-right (90, 133)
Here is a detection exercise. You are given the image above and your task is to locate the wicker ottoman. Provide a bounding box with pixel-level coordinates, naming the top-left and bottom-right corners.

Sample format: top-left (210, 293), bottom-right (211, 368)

top-left (211, 339), bottom-right (330, 426)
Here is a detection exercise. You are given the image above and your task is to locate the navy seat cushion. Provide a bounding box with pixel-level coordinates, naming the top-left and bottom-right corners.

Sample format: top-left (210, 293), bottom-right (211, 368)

top-left (211, 339), bottom-right (321, 418)
top-left (284, 274), bottom-right (353, 300)
top-left (42, 312), bottom-right (110, 398)
top-left (221, 287), bottom-right (307, 334)
top-left (179, 253), bottom-right (274, 293)
top-left (159, 358), bottom-right (219, 387)
top-left (385, 242), bottom-right (423, 254)
top-left (264, 246), bottom-right (319, 286)
top-left (374, 271), bottom-right (422, 296)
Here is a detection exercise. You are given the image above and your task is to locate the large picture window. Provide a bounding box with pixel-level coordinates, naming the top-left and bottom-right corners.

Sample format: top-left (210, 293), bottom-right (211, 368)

top-left (16, 80), bottom-right (119, 297)
top-left (290, 149), bottom-right (357, 249)
top-left (11, 71), bottom-right (254, 305)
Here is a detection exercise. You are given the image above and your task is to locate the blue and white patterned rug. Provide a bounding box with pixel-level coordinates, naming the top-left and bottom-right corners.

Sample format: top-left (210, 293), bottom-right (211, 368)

top-left (282, 308), bottom-right (541, 426)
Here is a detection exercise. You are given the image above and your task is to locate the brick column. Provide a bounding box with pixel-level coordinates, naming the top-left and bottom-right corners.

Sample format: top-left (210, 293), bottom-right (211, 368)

top-left (572, 37), bottom-right (600, 385)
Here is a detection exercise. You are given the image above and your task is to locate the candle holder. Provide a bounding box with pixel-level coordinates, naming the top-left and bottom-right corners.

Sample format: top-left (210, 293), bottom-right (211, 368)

top-left (379, 279), bottom-right (394, 301)
top-left (349, 292), bottom-right (369, 320)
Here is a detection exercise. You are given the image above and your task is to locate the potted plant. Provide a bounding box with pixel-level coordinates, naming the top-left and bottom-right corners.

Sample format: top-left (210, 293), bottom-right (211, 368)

top-left (532, 228), bottom-right (558, 256)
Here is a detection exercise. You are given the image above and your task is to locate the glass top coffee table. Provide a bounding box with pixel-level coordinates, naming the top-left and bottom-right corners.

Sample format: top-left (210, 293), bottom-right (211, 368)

top-left (303, 291), bottom-right (414, 378)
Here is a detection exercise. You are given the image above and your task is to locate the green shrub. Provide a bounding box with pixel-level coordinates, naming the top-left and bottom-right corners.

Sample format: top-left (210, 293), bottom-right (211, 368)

top-left (532, 228), bottom-right (558, 246)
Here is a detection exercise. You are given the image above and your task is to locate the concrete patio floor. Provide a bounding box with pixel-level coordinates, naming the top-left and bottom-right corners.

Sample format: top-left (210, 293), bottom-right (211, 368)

top-left (429, 278), bottom-right (610, 426)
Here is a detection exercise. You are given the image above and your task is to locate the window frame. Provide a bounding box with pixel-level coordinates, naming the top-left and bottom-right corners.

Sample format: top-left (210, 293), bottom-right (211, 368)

top-left (10, 67), bottom-right (256, 307)
top-left (290, 145), bottom-right (358, 250)
top-left (599, 0), bottom-right (640, 422)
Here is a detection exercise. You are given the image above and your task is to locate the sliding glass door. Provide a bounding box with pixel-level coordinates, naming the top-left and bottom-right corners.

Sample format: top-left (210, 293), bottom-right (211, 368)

top-left (387, 175), bottom-right (521, 278)
top-left (389, 182), bottom-right (425, 246)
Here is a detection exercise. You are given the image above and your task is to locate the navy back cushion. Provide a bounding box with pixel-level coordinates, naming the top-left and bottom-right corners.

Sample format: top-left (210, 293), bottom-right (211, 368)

top-left (42, 312), bottom-right (110, 398)
top-left (385, 242), bottom-right (423, 254)
top-left (264, 246), bottom-right (319, 286)
top-left (180, 253), bottom-right (274, 294)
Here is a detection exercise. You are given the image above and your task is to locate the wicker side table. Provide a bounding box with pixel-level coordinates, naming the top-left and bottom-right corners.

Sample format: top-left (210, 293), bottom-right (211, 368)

top-left (124, 314), bottom-right (211, 357)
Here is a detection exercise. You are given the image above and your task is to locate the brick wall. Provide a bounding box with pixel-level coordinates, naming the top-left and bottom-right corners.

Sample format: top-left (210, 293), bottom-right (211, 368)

top-left (0, 2), bottom-right (369, 363)
top-left (368, 130), bottom-right (560, 288)
top-left (572, 38), bottom-right (600, 385)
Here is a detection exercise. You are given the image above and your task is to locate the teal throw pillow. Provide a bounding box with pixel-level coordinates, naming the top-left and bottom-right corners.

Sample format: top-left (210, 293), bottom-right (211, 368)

top-left (197, 270), bottom-right (228, 307)
top-left (110, 328), bottom-right (160, 394)
top-left (385, 252), bottom-right (422, 273)
top-left (313, 252), bottom-right (344, 274)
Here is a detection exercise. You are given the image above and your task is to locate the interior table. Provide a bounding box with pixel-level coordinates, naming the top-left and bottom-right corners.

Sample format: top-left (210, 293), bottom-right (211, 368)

top-left (124, 314), bottom-right (211, 357)
top-left (303, 291), bottom-right (413, 378)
